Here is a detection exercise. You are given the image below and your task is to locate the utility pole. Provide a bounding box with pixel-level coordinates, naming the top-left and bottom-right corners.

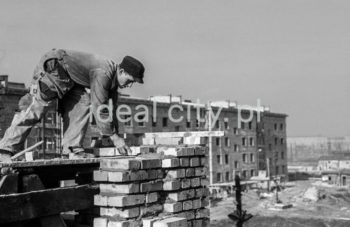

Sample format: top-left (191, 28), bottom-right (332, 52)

top-left (207, 102), bottom-right (214, 185)
top-left (266, 157), bottom-right (270, 192)
top-left (228, 175), bottom-right (253, 227)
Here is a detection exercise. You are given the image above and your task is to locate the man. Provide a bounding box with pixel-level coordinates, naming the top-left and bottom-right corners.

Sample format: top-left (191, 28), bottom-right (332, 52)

top-left (0, 49), bottom-right (145, 161)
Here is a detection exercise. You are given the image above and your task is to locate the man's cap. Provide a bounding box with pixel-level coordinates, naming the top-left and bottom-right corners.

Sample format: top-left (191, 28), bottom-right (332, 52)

top-left (120, 56), bottom-right (145, 84)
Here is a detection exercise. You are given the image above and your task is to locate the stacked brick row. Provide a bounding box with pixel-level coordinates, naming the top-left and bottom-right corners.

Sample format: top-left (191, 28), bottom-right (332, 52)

top-left (93, 145), bottom-right (210, 227)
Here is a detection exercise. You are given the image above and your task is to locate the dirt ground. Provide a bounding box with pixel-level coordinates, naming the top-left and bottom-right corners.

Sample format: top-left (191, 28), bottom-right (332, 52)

top-left (210, 180), bottom-right (350, 226)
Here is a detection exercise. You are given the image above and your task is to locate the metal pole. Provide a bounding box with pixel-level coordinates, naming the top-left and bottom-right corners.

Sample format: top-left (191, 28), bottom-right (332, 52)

top-left (207, 102), bottom-right (214, 185)
top-left (41, 117), bottom-right (46, 159)
top-left (235, 175), bottom-right (243, 227)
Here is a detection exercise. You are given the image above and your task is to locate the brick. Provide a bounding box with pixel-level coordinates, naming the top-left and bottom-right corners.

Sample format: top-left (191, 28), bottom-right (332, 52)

top-left (163, 180), bottom-right (181, 191)
top-left (165, 169), bottom-right (186, 179)
top-left (99, 207), bottom-right (140, 218)
top-left (195, 188), bottom-right (205, 197)
top-left (93, 170), bottom-right (108, 182)
top-left (140, 146), bottom-right (157, 154)
top-left (185, 147), bottom-right (195, 156)
top-left (140, 203), bottom-right (163, 217)
top-left (94, 194), bottom-right (108, 206)
top-left (182, 200), bottom-right (193, 210)
top-left (185, 168), bottom-right (195, 177)
top-left (175, 211), bottom-right (196, 220)
top-left (100, 183), bottom-right (139, 194)
top-left (187, 221), bottom-right (193, 227)
top-left (94, 217), bottom-right (107, 227)
top-left (157, 146), bottom-right (187, 157)
top-left (162, 158), bottom-right (180, 168)
top-left (107, 171), bottom-right (130, 182)
top-left (94, 147), bottom-right (116, 157)
top-left (108, 194), bottom-right (145, 207)
top-left (200, 157), bottom-right (207, 166)
top-left (100, 158), bottom-right (141, 170)
top-left (129, 170), bottom-right (148, 181)
top-left (146, 192), bottom-right (159, 203)
top-left (181, 179), bottom-right (191, 189)
top-left (179, 158), bottom-right (189, 167)
top-left (190, 157), bottom-right (200, 167)
top-left (138, 158), bottom-right (162, 169)
top-left (147, 169), bottom-right (163, 180)
top-left (194, 146), bottom-right (208, 156)
top-left (192, 199), bottom-right (201, 209)
top-left (129, 146), bottom-right (141, 156)
top-left (108, 220), bottom-right (139, 227)
top-left (140, 180), bottom-right (163, 192)
top-left (195, 167), bottom-right (208, 176)
top-left (168, 189), bottom-right (195, 201)
top-left (191, 178), bottom-right (201, 187)
top-left (143, 217), bottom-right (161, 227)
top-left (195, 208), bottom-right (210, 219)
top-left (163, 202), bottom-right (183, 213)
top-left (142, 137), bottom-right (156, 145)
top-left (201, 178), bottom-right (209, 186)
top-left (201, 197), bottom-right (209, 207)
top-left (192, 219), bottom-right (203, 227)
top-left (153, 217), bottom-right (187, 227)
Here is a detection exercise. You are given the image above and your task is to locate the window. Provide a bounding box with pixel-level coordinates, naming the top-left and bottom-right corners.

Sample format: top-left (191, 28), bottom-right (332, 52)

top-left (241, 122), bottom-right (245, 129)
top-left (243, 154), bottom-right (248, 163)
top-left (215, 120), bottom-right (220, 129)
top-left (234, 144), bottom-right (238, 152)
top-left (242, 170), bottom-right (247, 178)
top-left (216, 138), bottom-right (221, 146)
top-left (225, 172), bottom-right (230, 181)
top-left (46, 112), bottom-right (55, 124)
top-left (225, 154), bottom-right (229, 164)
top-left (249, 138), bottom-right (254, 146)
top-left (248, 122), bottom-right (252, 130)
top-left (280, 138), bottom-right (284, 145)
top-left (280, 123), bottom-right (284, 130)
top-left (250, 153), bottom-right (255, 163)
top-left (242, 137), bottom-right (246, 146)
top-left (217, 173), bottom-right (222, 182)
top-left (217, 155), bottom-right (221, 164)
top-left (195, 119), bottom-right (200, 128)
top-left (275, 166), bottom-right (279, 175)
top-left (275, 137), bottom-right (278, 145)
top-left (162, 117), bottom-right (168, 127)
top-left (186, 121), bottom-right (191, 128)
top-left (175, 126), bottom-right (180, 132)
top-left (274, 123), bottom-right (277, 130)
top-left (137, 114), bottom-right (146, 127)
top-left (234, 161), bottom-right (239, 169)
top-left (281, 151), bottom-right (284, 160)
top-left (250, 169), bottom-right (255, 177)
top-left (152, 117), bottom-right (156, 127)
top-left (282, 165), bottom-right (285, 174)
top-left (224, 121), bottom-right (229, 130)
top-left (225, 137), bottom-right (230, 147)
top-left (233, 127), bottom-right (238, 135)
top-left (269, 144), bottom-right (272, 151)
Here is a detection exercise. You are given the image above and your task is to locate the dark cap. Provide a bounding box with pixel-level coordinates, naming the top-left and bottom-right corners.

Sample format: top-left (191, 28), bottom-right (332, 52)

top-left (120, 56), bottom-right (145, 84)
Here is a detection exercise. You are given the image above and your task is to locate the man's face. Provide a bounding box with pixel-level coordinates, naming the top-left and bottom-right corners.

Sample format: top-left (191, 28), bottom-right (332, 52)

top-left (118, 70), bottom-right (135, 89)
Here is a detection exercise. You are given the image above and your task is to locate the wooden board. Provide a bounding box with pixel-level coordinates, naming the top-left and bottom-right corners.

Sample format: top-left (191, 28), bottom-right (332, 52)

top-left (0, 184), bottom-right (98, 223)
top-left (0, 158), bottom-right (101, 168)
top-left (144, 131), bottom-right (224, 138)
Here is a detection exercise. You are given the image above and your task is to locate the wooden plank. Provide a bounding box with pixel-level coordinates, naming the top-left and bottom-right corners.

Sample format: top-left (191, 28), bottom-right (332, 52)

top-left (0, 184), bottom-right (98, 223)
top-left (144, 131), bottom-right (224, 138)
top-left (0, 158), bottom-right (100, 168)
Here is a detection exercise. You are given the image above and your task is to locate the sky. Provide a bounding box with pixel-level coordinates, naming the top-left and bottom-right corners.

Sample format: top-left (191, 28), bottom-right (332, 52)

top-left (0, 0), bottom-right (349, 137)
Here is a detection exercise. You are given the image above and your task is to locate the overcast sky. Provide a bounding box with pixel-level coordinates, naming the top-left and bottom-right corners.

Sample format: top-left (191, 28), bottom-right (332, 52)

top-left (0, 0), bottom-right (349, 137)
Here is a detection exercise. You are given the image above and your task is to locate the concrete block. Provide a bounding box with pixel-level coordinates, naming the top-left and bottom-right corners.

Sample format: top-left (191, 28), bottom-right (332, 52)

top-left (107, 171), bottom-right (130, 182)
top-left (157, 146), bottom-right (187, 157)
top-left (201, 197), bottom-right (209, 207)
top-left (94, 217), bottom-right (107, 227)
top-left (129, 170), bottom-right (148, 181)
top-left (185, 168), bottom-right (195, 177)
top-left (138, 158), bottom-right (162, 169)
top-left (94, 147), bottom-right (116, 157)
top-left (146, 192), bottom-right (159, 203)
top-left (166, 169), bottom-right (186, 179)
top-left (108, 194), bottom-right (145, 207)
top-left (140, 203), bottom-right (163, 217)
top-left (163, 180), bottom-right (181, 191)
top-left (195, 167), bottom-right (208, 176)
top-left (143, 217), bottom-right (161, 227)
top-left (153, 217), bottom-right (187, 227)
top-left (140, 146), bottom-right (157, 154)
top-left (163, 202), bottom-right (183, 213)
top-left (185, 147), bottom-right (195, 156)
top-left (182, 200), bottom-right (193, 210)
top-left (201, 178), bottom-right (209, 186)
top-left (192, 219), bottom-right (203, 227)
top-left (142, 137), bottom-right (156, 145)
top-left (162, 158), bottom-right (180, 168)
top-left (99, 207), bottom-right (139, 219)
top-left (192, 199), bottom-right (201, 209)
top-left (196, 188), bottom-right (210, 198)
top-left (179, 158), bottom-right (189, 167)
top-left (147, 169), bottom-right (164, 180)
top-left (200, 157), bottom-right (207, 166)
top-left (194, 147), bottom-right (208, 156)
top-left (100, 158), bottom-right (140, 170)
top-left (195, 208), bottom-right (210, 219)
top-left (175, 211), bottom-right (196, 220)
top-left (190, 178), bottom-right (201, 187)
top-left (181, 179), bottom-right (191, 189)
top-left (100, 183), bottom-right (139, 194)
top-left (140, 180), bottom-right (163, 192)
top-left (190, 157), bottom-right (200, 167)
top-left (129, 146), bottom-right (141, 156)
top-left (168, 189), bottom-right (195, 201)
top-left (108, 220), bottom-right (139, 227)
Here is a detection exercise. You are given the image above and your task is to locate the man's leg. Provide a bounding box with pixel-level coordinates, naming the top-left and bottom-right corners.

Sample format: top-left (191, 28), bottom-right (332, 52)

top-left (60, 86), bottom-right (91, 154)
top-left (0, 94), bottom-right (48, 155)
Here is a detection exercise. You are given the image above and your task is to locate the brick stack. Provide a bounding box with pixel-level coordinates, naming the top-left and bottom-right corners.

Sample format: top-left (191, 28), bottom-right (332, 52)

top-left (93, 145), bottom-right (210, 227)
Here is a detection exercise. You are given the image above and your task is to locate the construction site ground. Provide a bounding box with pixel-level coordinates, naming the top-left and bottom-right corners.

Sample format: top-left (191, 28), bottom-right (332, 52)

top-left (210, 179), bottom-right (350, 226)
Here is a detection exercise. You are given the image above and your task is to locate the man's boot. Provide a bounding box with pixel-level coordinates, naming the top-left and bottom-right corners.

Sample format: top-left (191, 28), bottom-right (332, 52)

top-left (0, 149), bottom-right (12, 162)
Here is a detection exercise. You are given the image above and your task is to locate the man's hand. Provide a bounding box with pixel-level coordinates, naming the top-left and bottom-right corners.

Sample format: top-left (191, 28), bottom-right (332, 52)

top-left (109, 134), bottom-right (131, 155)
